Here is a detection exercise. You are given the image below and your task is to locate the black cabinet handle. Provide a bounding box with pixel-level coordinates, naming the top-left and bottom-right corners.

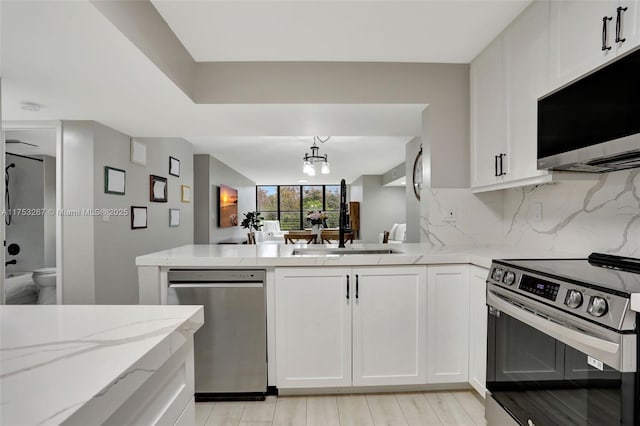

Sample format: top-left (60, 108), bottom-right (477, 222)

top-left (494, 155), bottom-right (499, 177)
top-left (355, 274), bottom-right (359, 300)
top-left (499, 153), bottom-right (507, 176)
top-left (346, 275), bottom-right (350, 300)
top-left (602, 16), bottom-right (613, 51)
top-left (616, 7), bottom-right (628, 43)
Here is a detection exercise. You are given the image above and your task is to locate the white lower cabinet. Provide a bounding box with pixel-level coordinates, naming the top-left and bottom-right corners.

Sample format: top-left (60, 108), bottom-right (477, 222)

top-left (427, 265), bottom-right (470, 384)
top-left (468, 266), bottom-right (489, 397)
top-left (274, 266), bottom-right (427, 389)
top-left (274, 267), bottom-right (352, 388)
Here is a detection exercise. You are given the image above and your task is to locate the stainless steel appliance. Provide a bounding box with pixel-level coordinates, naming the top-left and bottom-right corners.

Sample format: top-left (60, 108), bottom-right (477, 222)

top-left (537, 48), bottom-right (640, 173)
top-left (486, 253), bottom-right (640, 426)
top-left (168, 269), bottom-right (267, 400)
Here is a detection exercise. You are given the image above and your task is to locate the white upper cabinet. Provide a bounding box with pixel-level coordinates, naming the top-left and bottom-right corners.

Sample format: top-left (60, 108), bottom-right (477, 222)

top-left (352, 267), bottom-right (427, 386)
top-left (504, 0), bottom-right (551, 183)
top-left (549, 0), bottom-right (618, 89)
top-left (550, 0), bottom-right (640, 90)
top-left (470, 37), bottom-right (508, 188)
top-left (615, 0), bottom-right (640, 55)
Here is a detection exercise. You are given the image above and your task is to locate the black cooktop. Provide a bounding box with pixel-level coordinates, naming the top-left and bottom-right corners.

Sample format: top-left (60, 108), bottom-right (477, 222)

top-left (495, 254), bottom-right (640, 296)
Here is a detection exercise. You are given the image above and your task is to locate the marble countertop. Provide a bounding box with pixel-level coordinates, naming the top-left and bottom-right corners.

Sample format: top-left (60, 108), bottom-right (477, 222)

top-left (0, 305), bottom-right (204, 425)
top-left (136, 243), bottom-right (584, 269)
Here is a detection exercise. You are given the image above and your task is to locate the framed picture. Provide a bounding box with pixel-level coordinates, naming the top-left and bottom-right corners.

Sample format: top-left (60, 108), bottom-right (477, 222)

top-left (104, 166), bottom-right (125, 195)
top-left (169, 156), bottom-right (180, 177)
top-left (169, 208), bottom-right (180, 227)
top-left (181, 185), bottom-right (191, 203)
top-left (131, 206), bottom-right (147, 229)
top-left (218, 184), bottom-right (239, 228)
top-left (150, 175), bottom-right (168, 202)
top-left (130, 139), bottom-right (147, 166)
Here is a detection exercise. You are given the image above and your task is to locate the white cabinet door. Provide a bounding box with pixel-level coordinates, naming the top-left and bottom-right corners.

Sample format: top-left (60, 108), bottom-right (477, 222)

top-left (275, 267), bottom-right (352, 388)
top-left (470, 37), bottom-right (508, 188)
top-left (427, 265), bottom-right (470, 384)
top-left (352, 267), bottom-right (427, 386)
top-left (616, 0), bottom-right (640, 55)
top-left (549, 0), bottom-right (617, 89)
top-left (504, 0), bottom-right (551, 183)
top-left (468, 266), bottom-right (489, 398)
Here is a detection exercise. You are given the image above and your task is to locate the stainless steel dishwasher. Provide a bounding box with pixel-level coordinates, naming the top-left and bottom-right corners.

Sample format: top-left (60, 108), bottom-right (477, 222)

top-left (167, 269), bottom-right (267, 401)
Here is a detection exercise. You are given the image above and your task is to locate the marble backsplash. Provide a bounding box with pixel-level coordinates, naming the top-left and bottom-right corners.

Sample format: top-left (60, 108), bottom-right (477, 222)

top-left (503, 169), bottom-right (640, 257)
top-left (421, 169), bottom-right (640, 257)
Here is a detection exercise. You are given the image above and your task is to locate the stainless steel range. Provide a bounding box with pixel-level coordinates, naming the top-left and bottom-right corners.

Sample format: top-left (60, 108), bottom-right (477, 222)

top-left (486, 253), bottom-right (640, 426)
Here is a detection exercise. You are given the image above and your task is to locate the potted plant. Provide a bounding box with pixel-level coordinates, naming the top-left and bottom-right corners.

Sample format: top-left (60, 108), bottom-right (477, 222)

top-left (241, 211), bottom-right (264, 242)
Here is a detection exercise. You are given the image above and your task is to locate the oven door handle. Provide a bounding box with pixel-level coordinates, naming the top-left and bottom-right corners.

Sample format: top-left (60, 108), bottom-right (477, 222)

top-left (488, 290), bottom-right (623, 365)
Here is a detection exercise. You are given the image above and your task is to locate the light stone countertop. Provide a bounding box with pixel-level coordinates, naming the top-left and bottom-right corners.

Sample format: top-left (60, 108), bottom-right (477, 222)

top-left (0, 305), bottom-right (204, 425)
top-left (135, 243), bottom-right (585, 270)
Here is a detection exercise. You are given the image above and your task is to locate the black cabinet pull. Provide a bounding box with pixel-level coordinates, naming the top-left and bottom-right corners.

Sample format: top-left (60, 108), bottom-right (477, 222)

top-left (355, 274), bottom-right (359, 300)
top-left (346, 275), bottom-right (350, 300)
top-left (499, 153), bottom-right (507, 176)
top-left (494, 155), bottom-right (499, 177)
top-left (602, 16), bottom-right (613, 51)
top-left (616, 7), bottom-right (628, 43)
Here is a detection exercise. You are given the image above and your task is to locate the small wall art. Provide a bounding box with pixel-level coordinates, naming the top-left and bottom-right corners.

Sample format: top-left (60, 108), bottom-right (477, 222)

top-left (131, 206), bottom-right (148, 229)
top-left (150, 175), bottom-right (168, 202)
top-left (181, 185), bottom-right (191, 203)
top-left (218, 184), bottom-right (239, 228)
top-left (130, 138), bottom-right (147, 166)
top-left (104, 166), bottom-right (125, 195)
top-left (169, 156), bottom-right (180, 177)
top-left (169, 208), bottom-right (180, 227)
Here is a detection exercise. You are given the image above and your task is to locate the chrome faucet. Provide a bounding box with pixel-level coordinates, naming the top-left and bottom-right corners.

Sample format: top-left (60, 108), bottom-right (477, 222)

top-left (338, 179), bottom-right (347, 248)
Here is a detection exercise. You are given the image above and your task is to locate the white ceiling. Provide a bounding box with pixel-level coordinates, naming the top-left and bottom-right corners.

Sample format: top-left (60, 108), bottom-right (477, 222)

top-left (1, 0), bottom-right (526, 184)
top-left (151, 0), bottom-right (531, 63)
top-left (193, 136), bottom-right (412, 184)
top-left (4, 129), bottom-right (57, 158)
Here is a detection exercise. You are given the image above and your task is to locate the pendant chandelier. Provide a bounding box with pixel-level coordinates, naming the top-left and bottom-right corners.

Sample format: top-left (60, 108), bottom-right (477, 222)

top-left (302, 136), bottom-right (331, 176)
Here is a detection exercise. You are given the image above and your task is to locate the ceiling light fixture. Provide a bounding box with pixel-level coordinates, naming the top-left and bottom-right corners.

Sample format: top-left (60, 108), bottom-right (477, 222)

top-left (302, 136), bottom-right (331, 176)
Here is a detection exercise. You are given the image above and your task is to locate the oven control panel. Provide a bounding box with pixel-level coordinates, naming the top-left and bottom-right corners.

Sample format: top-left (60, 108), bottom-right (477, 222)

top-left (519, 275), bottom-right (559, 301)
top-left (487, 261), bottom-right (634, 331)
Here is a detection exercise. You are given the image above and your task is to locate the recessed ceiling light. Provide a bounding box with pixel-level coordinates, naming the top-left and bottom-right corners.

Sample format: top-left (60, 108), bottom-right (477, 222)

top-left (297, 179), bottom-right (308, 183)
top-left (20, 102), bottom-right (41, 112)
top-left (400, 181), bottom-right (406, 185)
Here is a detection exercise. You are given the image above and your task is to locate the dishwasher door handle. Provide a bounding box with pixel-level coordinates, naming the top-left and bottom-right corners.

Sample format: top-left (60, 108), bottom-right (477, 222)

top-left (169, 283), bottom-right (264, 288)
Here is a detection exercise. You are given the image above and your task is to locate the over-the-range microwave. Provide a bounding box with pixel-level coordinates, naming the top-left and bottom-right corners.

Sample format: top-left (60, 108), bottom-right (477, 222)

top-left (537, 48), bottom-right (640, 173)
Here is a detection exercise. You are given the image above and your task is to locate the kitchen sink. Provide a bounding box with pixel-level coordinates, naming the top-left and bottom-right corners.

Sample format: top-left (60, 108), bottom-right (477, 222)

top-left (291, 248), bottom-right (402, 256)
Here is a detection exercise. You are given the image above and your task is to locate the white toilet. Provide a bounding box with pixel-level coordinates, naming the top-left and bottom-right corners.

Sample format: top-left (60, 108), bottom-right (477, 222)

top-left (32, 267), bottom-right (57, 304)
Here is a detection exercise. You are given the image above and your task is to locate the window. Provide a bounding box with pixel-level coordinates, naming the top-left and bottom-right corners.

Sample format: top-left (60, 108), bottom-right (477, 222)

top-left (256, 185), bottom-right (341, 230)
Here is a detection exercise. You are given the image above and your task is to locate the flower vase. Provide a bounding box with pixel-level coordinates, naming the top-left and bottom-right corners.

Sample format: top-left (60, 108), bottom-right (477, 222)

top-left (311, 224), bottom-right (322, 237)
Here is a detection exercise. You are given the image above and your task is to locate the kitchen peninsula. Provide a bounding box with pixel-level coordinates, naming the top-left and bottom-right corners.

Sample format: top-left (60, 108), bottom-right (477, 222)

top-left (0, 305), bottom-right (203, 425)
top-left (136, 243), bottom-right (579, 396)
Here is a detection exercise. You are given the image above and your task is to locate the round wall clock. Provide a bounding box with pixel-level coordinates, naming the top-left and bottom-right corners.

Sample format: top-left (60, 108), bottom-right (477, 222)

top-left (412, 146), bottom-right (423, 201)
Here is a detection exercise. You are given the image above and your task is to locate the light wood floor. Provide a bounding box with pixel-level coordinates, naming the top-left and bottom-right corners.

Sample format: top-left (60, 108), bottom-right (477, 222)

top-left (195, 391), bottom-right (486, 426)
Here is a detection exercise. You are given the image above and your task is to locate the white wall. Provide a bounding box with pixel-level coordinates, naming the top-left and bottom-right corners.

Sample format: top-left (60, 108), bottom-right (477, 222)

top-left (193, 154), bottom-right (256, 244)
top-left (5, 153), bottom-right (45, 273)
top-left (351, 175), bottom-right (406, 243)
top-left (43, 155), bottom-right (56, 267)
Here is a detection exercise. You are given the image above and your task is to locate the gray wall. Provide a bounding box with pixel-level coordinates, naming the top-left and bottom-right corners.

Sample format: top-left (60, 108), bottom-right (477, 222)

top-left (5, 153), bottom-right (45, 273)
top-left (352, 175), bottom-right (406, 243)
top-left (61, 121), bottom-right (194, 304)
top-left (194, 154), bottom-right (256, 244)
